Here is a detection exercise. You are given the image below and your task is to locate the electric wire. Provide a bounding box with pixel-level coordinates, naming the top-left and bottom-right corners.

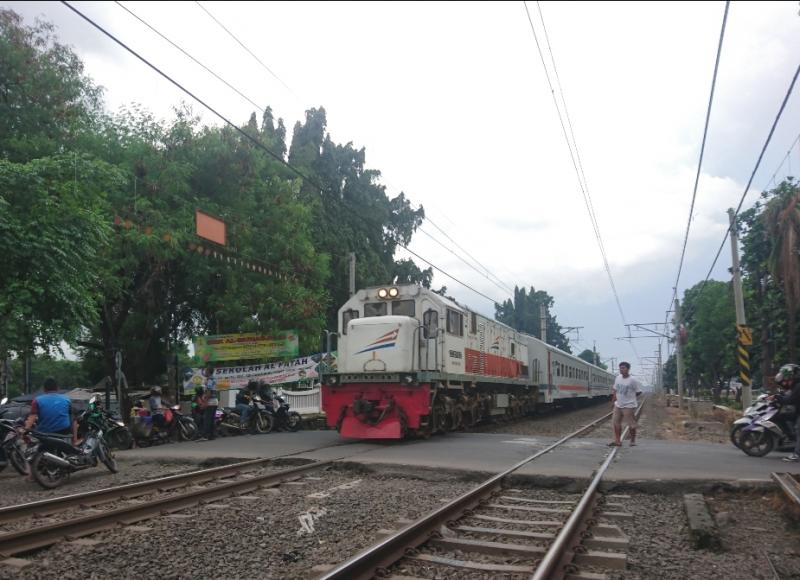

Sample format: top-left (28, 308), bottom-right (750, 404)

top-left (114, 1), bottom-right (265, 113)
top-left (193, 1), bottom-right (300, 101)
top-left (684, 62), bottom-right (800, 321)
top-left (61, 0), bottom-right (505, 309)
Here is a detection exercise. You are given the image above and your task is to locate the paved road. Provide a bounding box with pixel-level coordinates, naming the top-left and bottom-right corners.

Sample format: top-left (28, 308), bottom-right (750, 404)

top-left (120, 430), bottom-right (800, 484)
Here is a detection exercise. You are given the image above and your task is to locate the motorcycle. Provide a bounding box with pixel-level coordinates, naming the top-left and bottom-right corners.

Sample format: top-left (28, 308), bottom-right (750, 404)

top-left (1, 414), bottom-right (28, 476)
top-left (81, 399), bottom-right (132, 450)
top-left (739, 400), bottom-right (797, 457)
top-left (219, 395), bottom-right (273, 435)
top-left (730, 394), bottom-right (771, 448)
top-left (131, 404), bottom-right (198, 446)
top-left (27, 396), bottom-right (118, 489)
top-left (265, 395), bottom-right (302, 432)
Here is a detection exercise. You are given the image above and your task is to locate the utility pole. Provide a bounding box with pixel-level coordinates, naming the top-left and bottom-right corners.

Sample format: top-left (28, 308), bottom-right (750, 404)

top-left (539, 303), bottom-right (547, 344)
top-left (349, 252), bottom-right (356, 296)
top-left (674, 298), bottom-right (685, 410)
top-left (728, 208), bottom-right (752, 409)
top-left (593, 341), bottom-right (598, 366)
top-left (657, 342), bottom-right (663, 394)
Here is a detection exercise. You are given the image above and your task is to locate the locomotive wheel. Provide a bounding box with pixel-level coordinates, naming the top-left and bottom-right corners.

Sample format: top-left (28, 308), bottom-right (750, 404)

top-left (449, 406), bottom-right (463, 431)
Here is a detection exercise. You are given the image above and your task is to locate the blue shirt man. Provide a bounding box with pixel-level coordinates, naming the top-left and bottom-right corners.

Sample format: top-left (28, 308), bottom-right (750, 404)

top-left (25, 377), bottom-right (78, 445)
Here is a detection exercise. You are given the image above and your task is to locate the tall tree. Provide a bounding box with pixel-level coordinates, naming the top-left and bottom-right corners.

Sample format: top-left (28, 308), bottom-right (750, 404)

top-left (494, 286), bottom-right (571, 352)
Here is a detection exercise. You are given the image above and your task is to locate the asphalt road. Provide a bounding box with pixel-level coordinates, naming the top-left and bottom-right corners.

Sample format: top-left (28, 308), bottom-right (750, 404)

top-left (120, 429), bottom-right (800, 484)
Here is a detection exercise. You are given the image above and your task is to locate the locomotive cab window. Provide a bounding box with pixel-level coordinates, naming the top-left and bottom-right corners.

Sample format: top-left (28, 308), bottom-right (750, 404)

top-left (423, 309), bottom-right (438, 339)
top-left (446, 308), bottom-right (464, 337)
top-left (342, 309), bottom-right (359, 335)
top-left (364, 302), bottom-right (387, 317)
top-left (391, 300), bottom-right (415, 317)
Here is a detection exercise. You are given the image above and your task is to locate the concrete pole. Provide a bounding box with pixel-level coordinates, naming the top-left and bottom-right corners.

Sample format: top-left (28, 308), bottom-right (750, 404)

top-left (674, 298), bottom-right (685, 410)
top-left (349, 252), bottom-right (356, 296)
top-left (657, 342), bottom-right (664, 394)
top-left (593, 341), bottom-right (598, 366)
top-left (728, 208), bottom-right (752, 409)
top-left (539, 303), bottom-right (547, 344)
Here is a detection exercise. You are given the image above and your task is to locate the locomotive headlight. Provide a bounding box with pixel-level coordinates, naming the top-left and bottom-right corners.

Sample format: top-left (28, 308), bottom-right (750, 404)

top-left (377, 288), bottom-right (389, 299)
top-left (388, 287), bottom-right (399, 298)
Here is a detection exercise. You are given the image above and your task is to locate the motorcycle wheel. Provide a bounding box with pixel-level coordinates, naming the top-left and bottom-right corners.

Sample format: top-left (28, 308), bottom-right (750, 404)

top-left (254, 413), bottom-right (273, 434)
top-left (98, 439), bottom-right (119, 473)
top-left (108, 427), bottom-right (133, 450)
top-left (740, 430), bottom-right (775, 457)
top-left (31, 452), bottom-right (69, 489)
top-left (178, 419), bottom-right (198, 441)
top-left (286, 412), bottom-right (302, 432)
top-left (730, 424), bottom-right (745, 448)
top-left (7, 446), bottom-right (27, 476)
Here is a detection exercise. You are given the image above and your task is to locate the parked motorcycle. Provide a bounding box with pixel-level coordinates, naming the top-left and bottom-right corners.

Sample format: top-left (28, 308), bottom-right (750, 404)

top-left (1, 415), bottom-right (28, 475)
top-left (739, 400), bottom-right (797, 457)
top-left (266, 395), bottom-right (302, 432)
top-left (81, 399), bottom-right (132, 450)
top-left (132, 404), bottom-right (198, 446)
top-left (219, 395), bottom-right (273, 435)
top-left (27, 396), bottom-right (118, 489)
top-left (730, 394), bottom-right (771, 448)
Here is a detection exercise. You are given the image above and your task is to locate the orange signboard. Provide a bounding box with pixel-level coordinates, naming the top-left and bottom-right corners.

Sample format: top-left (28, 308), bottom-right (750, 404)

top-left (196, 209), bottom-right (226, 246)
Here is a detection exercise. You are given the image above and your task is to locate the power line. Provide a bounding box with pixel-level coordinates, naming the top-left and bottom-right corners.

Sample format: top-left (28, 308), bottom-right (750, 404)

top-left (61, 0), bottom-right (506, 309)
top-left (666, 0), bottom-right (730, 319)
top-left (523, 1), bottom-right (628, 331)
top-left (114, 1), bottom-right (265, 113)
top-left (687, 62), bottom-right (800, 319)
top-left (523, 2), bottom-right (639, 365)
top-left (193, 1), bottom-right (300, 101)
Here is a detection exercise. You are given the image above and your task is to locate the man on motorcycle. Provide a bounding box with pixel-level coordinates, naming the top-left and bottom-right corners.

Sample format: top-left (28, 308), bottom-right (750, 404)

top-left (149, 386), bottom-right (170, 431)
top-left (773, 364), bottom-right (800, 462)
top-left (24, 378), bottom-right (78, 445)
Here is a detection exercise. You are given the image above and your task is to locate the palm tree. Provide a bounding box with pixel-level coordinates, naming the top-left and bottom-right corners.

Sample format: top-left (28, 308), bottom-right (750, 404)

top-left (763, 180), bottom-right (800, 361)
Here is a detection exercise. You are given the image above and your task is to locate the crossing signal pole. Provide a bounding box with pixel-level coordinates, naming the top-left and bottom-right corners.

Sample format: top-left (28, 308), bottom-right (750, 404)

top-left (728, 208), bottom-right (752, 409)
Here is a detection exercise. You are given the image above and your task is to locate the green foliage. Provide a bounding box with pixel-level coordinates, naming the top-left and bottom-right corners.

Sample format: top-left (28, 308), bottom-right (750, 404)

top-left (0, 155), bottom-right (117, 353)
top-left (9, 355), bottom-right (92, 390)
top-left (494, 286), bottom-right (571, 352)
top-left (680, 280), bottom-right (736, 388)
top-left (0, 9), bottom-right (102, 162)
top-left (577, 348), bottom-right (606, 368)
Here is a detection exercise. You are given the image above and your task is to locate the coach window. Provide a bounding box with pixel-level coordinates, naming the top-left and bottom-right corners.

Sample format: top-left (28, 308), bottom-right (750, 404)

top-left (446, 308), bottom-right (464, 337)
top-left (470, 312), bottom-right (477, 334)
top-left (423, 309), bottom-right (438, 339)
top-left (392, 300), bottom-right (415, 317)
top-left (342, 309), bottom-right (359, 334)
top-left (511, 342), bottom-right (516, 356)
top-left (364, 302), bottom-right (387, 317)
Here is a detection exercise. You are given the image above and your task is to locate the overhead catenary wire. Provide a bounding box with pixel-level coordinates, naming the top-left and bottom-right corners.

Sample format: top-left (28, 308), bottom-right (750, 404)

top-left (61, 0), bottom-right (507, 310)
top-left (685, 61), bottom-right (800, 320)
top-left (523, 2), bottom-right (639, 363)
top-left (665, 0), bottom-right (730, 324)
top-left (193, 1), bottom-right (300, 102)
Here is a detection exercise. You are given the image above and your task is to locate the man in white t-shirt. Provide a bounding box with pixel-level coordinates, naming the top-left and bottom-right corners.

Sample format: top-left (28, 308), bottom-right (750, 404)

top-left (609, 361), bottom-right (642, 447)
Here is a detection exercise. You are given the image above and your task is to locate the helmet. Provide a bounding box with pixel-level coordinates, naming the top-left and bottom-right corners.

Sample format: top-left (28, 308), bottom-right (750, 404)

top-left (151, 386), bottom-right (162, 395)
top-left (774, 364), bottom-right (800, 384)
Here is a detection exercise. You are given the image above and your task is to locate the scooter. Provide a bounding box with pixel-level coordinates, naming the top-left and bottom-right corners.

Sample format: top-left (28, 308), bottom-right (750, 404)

top-left (132, 405), bottom-right (198, 446)
top-left (730, 394), bottom-right (771, 448)
top-left (219, 396), bottom-right (273, 435)
top-left (738, 400), bottom-right (797, 457)
top-left (265, 395), bottom-right (302, 432)
top-left (27, 396), bottom-right (118, 489)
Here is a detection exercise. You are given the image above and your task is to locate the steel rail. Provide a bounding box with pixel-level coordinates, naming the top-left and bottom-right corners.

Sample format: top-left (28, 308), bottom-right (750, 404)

top-left (318, 408), bottom-right (614, 580)
top-left (772, 472), bottom-right (800, 507)
top-left (0, 459), bottom-right (334, 557)
top-left (0, 457), bottom-right (278, 524)
top-left (532, 398), bottom-right (647, 580)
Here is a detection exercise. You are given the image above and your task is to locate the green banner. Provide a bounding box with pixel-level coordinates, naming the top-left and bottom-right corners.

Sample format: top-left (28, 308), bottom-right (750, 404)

top-left (193, 331), bottom-right (299, 363)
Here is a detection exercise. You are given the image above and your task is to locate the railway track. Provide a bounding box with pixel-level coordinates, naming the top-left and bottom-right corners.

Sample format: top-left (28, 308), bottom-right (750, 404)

top-left (0, 457), bottom-right (336, 557)
top-left (318, 399), bottom-right (646, 580)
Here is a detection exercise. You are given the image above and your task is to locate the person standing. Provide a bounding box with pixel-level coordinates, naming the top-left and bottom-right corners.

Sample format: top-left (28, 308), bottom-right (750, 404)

top-left (609, 362), bottom-right (642, 447)
top-left (200, 365), bottom-right (218, 441)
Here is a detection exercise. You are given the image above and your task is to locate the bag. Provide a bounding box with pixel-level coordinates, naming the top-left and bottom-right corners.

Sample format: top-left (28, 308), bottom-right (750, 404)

top-left (163, 408), bottom-right (174, 424)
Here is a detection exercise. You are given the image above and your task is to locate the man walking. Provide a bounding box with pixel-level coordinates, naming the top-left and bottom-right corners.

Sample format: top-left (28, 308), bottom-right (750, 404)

top-left (609, 362), bottom-right (642, 447)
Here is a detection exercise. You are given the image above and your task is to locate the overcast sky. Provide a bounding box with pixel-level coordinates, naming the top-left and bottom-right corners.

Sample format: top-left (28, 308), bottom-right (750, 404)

top-left (6, 1), bottom-right (800, 381)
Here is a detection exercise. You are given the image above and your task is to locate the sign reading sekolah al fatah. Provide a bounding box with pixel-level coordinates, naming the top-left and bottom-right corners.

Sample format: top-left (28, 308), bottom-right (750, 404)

top-left (193, 331), bottom-right (299, 363)
top-left (182, 355), bottom-right (334, 391)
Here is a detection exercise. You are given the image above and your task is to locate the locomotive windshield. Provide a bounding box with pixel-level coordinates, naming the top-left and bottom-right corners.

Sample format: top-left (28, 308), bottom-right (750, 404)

top-left (391, 300), bottom-right (415, 317)
top-left (364, 302), bottom-right (387, 317)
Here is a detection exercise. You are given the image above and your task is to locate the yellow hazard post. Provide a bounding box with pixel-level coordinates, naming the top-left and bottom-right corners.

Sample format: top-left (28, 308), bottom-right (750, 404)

top-left (736, 324), bottom-right (752, 391)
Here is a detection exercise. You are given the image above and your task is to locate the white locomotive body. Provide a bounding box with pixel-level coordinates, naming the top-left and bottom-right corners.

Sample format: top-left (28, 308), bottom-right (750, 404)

top-left (322, 283), bottom-right (613, 439)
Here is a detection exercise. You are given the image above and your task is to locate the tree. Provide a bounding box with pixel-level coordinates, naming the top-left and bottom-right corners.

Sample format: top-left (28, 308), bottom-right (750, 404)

top-left (577, 348), bottom-right (606, 368)
top-left (494, 286), bottom-right (571, 352)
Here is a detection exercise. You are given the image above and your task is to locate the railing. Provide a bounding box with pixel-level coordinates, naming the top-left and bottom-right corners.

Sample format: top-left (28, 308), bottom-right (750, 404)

top-left (276, 387), bottom-right (322, 416)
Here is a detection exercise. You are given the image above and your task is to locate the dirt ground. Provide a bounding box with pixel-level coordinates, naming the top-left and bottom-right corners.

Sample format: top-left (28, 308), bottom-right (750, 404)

top-left (645, 394), bottom-right (734, 445)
